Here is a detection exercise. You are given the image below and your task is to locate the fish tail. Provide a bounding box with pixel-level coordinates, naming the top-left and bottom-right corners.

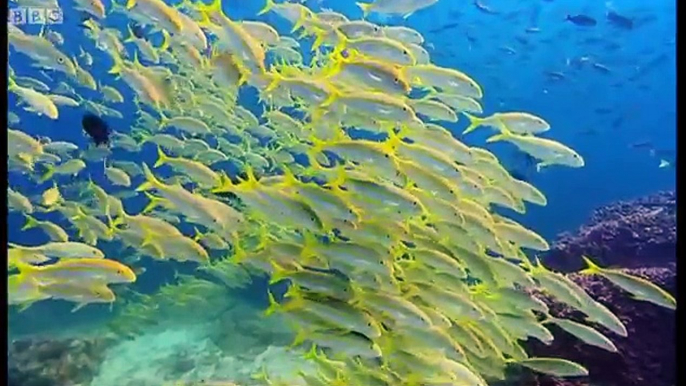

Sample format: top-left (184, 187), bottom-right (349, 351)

top-left (212, 174), bottom-right (236, 194)
top-left (302, 343), bottom-right (320, 361)
top-left (153, 146), bottom-right (170, 168)
top-left (125, 0), bottom-right (136, 9)
top-left (299, 232), bottom-right (322, 266)
top-left (192, 227), bottom-right (204, 242)
top-left (310, 27), bottom-right (330, 52)
top-left (123, 23), bottom-right (136, 43)
top-left (141, 192), bottom-right (165, 213)
top-left (579, 255), bottom-right (603, 275)
top-left (8, 74), bottom-right (18, 90)
top-left (21, 214), bottom-right (40, 231)
top-left (107, 210), bottom-right (126, 235)
top-left (140, 230), bottom-right (155, 248)
top-left (159, 29), bottom-right (171, 51)
top-left (356, 2), bottom-right (373, 18)
top-left (108, 51), bottom-right (124, 75)
top-left (264, 71), bottom-right (283, 93)
top-left (462, 112), bottom-right (484, 135)
top-left (330, 28), bottom-right (348, 57)
top-left (39, 165), bottom-right (55, 183)
top-left (267, 261), bottom-right (288, 285)
top-left (485, 131), bottom-right (511, 143)
top-left (304, 135), bottom-right (328, 167)
top-left (280, 166), bottom-right (300, 188)
top-left (14, 260), bottom-right (40, 278)
top-left (290, 7), bottom-right (309, 34)
top-left (264, 289), bottom-right (281, 316)
top-left (197, 0), bottom-right (224, 18)
top-left (136, 163), bottom-right (160, 192)
top-left (257, 0), bottom-right (275, 16)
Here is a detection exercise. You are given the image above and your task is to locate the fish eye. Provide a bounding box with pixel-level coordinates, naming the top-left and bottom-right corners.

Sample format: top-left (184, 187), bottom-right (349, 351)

top-left (394, 77), bottom-right (400, 83)
top-left (402, 107), bottom-right (408, 111)
top-left (384, 154), bottom-right (389, 158)
top-left (58, 57), bottom-right (65, 63)
top-left (449, 189), bottom-right (454, 194)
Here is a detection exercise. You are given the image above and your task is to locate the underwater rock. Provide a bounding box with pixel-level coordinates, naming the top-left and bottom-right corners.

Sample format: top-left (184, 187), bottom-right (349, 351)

top-left (527, 265), bottom-right (676, 386)
top-left (545, 190), bottom-right (676, 272)
top-left (8, 336), bottom-right (112, 386)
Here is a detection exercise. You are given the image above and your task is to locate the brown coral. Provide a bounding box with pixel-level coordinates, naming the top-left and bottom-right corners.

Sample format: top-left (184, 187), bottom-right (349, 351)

top-left (8, 336), bottom-right (112, 386)
top-left (545, 191), bottom-right (676, 272)
top-left (525, 265), bottom-right (676, 386)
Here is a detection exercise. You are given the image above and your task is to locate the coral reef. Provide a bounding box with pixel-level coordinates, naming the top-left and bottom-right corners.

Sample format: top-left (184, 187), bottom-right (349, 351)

top-left (526, 265), bottom-right (676, 386)
top-left (545, 190), bottom-right (676, 272)
top-left (8, 336), bottom-right (112, 386)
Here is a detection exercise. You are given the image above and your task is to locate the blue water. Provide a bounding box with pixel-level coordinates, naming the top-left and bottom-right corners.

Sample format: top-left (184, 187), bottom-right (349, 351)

top-left (7, 0), bottom-right (676, 332)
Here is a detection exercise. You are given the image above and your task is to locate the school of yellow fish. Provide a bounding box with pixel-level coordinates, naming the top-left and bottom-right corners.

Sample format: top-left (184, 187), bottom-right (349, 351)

top-left (7, 0), bottom-right (676, 384)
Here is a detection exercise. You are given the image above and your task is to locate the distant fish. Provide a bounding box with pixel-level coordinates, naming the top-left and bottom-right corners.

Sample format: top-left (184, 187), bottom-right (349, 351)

top-left (546, 71), bottom-right (566, 81)
top-left (611, 116), bottom-right (624, 129)
top-left (607, 11), bottom-right (634, 30)
top-left (591, 62), bottom-right (612, 74)
top-left (594, 107), bottom-right (612, 115)
top-left (566, 14), bottom-right (597, 26)
top-left (628, 140), bottom-right (653, 149)
top-left (525, 27), bottom-right (541, 34)
top-left (499, 46), bottom-right (517, 55)
top-left (474, 0), bottom-right (499, 14)
top-left (82, 113), bottom-right (111, 147)
top-left (578, 128), bottom-right (599, 136)
top-left (429, 21), bottom-right (460, 34)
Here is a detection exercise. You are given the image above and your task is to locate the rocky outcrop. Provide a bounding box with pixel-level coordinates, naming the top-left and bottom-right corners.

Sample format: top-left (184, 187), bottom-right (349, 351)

top-left (525, 265), bottom-right (676, 386)
top-left (545, 191), bottom-right (676, 272)
top-left (8, 336), bottom-right (112, 386)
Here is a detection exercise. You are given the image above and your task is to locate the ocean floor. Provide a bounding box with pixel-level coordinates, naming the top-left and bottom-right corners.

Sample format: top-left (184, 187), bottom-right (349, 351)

top-left (90, 323), bottom-right (313, 386)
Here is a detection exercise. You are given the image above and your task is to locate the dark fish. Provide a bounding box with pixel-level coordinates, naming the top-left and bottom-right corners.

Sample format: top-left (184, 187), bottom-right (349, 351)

top-left (592, 62), bottom-right (612, 74)
top-left (607, 11), bottom-right (633, 30)
top-left (566, 14), bottom-right (597, 26)
top-left (130, 22), bottom-right (146, 40)
top-left (578, 128), bottom-right (598, 136)
top-left (611, 116), bottom-right (624, 129)
top-left (546, 71), bottom-right (566, 80)
top-left (629, 140), bottom-right (654, 149)
top-left (474, 0), bottom-right (498, 15)
top-left (429, 21), bottom-right (460, 34)
top-left (82, 113), bottom-right (111, 147)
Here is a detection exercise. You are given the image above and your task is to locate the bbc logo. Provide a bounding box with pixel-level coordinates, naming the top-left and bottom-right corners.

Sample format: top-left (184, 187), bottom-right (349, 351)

top-left (8, 7), bottom-right (64, 25)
